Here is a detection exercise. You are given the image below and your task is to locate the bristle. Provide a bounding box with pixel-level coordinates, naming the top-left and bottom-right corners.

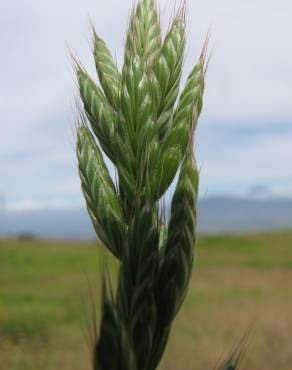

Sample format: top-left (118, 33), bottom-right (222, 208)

top-left (215, 326), bottom-right (253, 370)
top-left (177, 0), bottom-right (187, 23)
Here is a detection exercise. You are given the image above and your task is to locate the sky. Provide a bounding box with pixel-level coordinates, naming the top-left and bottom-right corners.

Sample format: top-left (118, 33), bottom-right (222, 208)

top-left (1, 0), bottom-right (292, 212)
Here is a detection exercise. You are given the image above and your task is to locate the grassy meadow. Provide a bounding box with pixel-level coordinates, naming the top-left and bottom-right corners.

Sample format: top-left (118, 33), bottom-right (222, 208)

top-left (0, 232), bottom-right (292, 370)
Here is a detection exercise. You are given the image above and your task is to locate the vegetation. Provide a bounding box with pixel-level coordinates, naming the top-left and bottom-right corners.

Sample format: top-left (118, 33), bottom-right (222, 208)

top-left (0, 1), bottom-right (289, 369)
top-left (75, 0), bottom-right (208, 369)
top-left (1, 232), bottom-right (292, 370)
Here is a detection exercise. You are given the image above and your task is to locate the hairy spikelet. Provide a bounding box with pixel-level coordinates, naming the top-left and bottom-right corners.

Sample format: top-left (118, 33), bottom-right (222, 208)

top-left (119, 53), bottom-right (160, 203)
top-left (77, 68), bottom-right (117, 163)
top-left (120, 55), bottom-right (154, 143)
top-left (148, 145), bottom-right (182, 201)
top-left (153, 14), bottom-right (186, 138)
top-left (158, 143), bottom-right (199, 327)
top-left (117, 203), bottom-right (159, 370)
top-left (148, 56), bottom-right (205, 202)
top-left (172, 56), bottom-right (205, 131)
top-left (124, 0), bottom-right (161, 66)
top-left (77, 126), bottom-right (124, 259)
top-left (143, 140), bottom-right (199, 370)
top-left (94, 284), bottom-right (136, 370)
top-left (93, 30), bottom-right (121, 111)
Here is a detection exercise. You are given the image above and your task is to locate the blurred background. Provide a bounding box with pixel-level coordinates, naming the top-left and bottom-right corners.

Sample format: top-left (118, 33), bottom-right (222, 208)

top-left (0, 0), bottom-right (291, 369)
top-left (0, 0), bottom-right (291, 238)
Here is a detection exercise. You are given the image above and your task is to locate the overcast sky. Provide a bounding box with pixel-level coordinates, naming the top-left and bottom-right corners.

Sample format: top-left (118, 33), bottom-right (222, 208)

top-left (1, 0), bottom-right (291, 212)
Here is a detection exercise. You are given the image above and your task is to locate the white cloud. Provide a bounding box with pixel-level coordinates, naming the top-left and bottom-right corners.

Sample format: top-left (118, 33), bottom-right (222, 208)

top-left (5, 198), bottom-right (82, 213)
top-left (0, 0), bottom-right (292, 210)
top-left (198, 128), bottom-right (292, 196)
top-left (186, 0), bottom-right (292, 124)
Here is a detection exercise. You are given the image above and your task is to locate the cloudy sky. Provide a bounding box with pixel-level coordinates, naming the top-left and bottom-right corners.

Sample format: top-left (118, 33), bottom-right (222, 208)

top-left (1, 0), bottom-right (291, 212)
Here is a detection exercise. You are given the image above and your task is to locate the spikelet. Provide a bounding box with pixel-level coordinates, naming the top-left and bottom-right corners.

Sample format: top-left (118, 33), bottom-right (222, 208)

top-left (172, 55), bottom-right (205, 131)
top-left (124, 0), bottom-right (161, 66)
top-left (145, 141), bottom-right (199, 370)
top-left (142, 55), bottom-right (205, 202)
top-left (116, 0), bottom-right (162, 203)
top-left (94, 281), bottom-right (136, 370)
top-left (76, 126), bottom-right (124, 259)
top-left (117, 203), bottom-right (159, 369)
top-left (153, 13), bottom-right (186, 138)
top-left (118, 63), bottom-right (160, 203)
top-left (157, 140), bottom-right (199, 327)
top-left (120, 55), bottom-right (154, 143)
top-left (77, 68), bottom-right (117, 163)
top-left (93, 30), bottom-right (121, 111)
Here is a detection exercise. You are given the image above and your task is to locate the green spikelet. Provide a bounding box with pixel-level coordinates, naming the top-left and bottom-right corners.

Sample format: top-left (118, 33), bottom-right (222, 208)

top-left (148, 145), bottom-right (182, 201)
top-left (77, 126), bottom-right (124, 259)
top-left (94, 282), bottom-right (136, 370)
top-left (140, 56), bottom-right (205, 203)
top-left (157, 142), bottom-right (199, 327)
top-left (147, 56), bottom-right (205, 201)
top-left (153, 14), bottom-right (186, 138)
top-left (117, 203), bottom-right (159, 370)
top-left (144, 140), bottom-right (199, 370)
top-left (172, 55), bottom-right (205, 131)
top-left (120, 55), bottom-right (154, 143)
top-left (77, 68), bottom-right (117, 163)
top-left (119, 54), bottom-right (159, 203)
top-left (124, 0), bottom-right (161, 65)
top-left (93, 30), bottom-right (121, 111)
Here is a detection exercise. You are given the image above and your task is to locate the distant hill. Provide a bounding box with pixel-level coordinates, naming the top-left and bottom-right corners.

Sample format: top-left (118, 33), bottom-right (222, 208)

top-left (1, 197), bottom-right (292, 239)
top-left (1, 207), bottom-right (93, 240)
top-left (198, 196), bottom-right (292, 234)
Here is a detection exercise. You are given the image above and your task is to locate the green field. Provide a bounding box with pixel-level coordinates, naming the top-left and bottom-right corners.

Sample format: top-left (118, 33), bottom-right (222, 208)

top-left (1, 232), bottom-right (292, 370)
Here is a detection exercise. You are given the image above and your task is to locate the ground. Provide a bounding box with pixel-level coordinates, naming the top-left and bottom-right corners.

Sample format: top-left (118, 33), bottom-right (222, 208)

top-left (0, 232), bottom-right (291, 370)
